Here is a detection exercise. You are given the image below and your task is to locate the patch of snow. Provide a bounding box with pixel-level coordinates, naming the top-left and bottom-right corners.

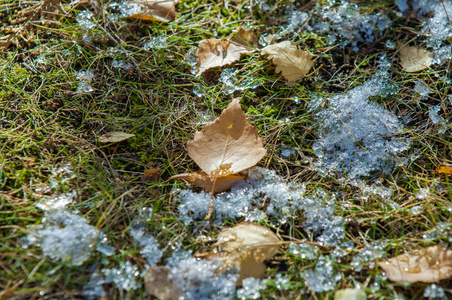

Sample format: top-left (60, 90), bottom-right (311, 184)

top-left (312, 58), bottom-right (410, 180)
top-left (424, 284), bottom-right (445, 299)
top-left (103, 261), bottom-right (142, 290)
top-left (143, 36), bottom-right (168, 50)
top-left (130, 222), bottom-right (163, 265)
top-left (219, 68), bottom-right (262, 95)
top-left (76, 70), bottom-right (94, 94)
top-left (20, 210), bottom-right (99, 266)
top-left (350, 241), bottom-right (387, 272)
top-left (413, 0), bottom-right (452, 47)
top-left (415, 80), bottom-right (430, 97)
top-left (76, 10), bottom-right (95, 29)
top-left (236, 278), bottom-right (267, 299)
top-left (429, 105), bottom-right (445, 124)
top-left (303, 255), bottom-right (341, 292)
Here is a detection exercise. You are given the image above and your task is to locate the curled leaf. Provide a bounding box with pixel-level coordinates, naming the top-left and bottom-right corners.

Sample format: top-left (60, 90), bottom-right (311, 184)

top-left (196, 38), bottom-right (253, 75)
top-left (170, 172), bottom-right (246, 193)
top-left (378, 245), bottom-right (452, 284)
top-left (98, 131), bottom-right (135, 143)
top-left (142, 168), bottom-right (161, 182)
top-left (261, 41), bottom-right (314, 82)
top-left (128, 0), bottom-right (176, 22)
top-left (186, 98), bottom-right (266, 178)
top-left (209, 223), bottom-right (280, 280)
top-left (399, 45), bottom-right (433, 73)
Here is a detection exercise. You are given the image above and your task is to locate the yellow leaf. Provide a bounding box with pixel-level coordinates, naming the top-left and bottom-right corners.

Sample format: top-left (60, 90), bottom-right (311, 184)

top-left (196, 38), bottom-right (253, 75)
top-left (261, 41), bottom-right (315, 82)
top-left (169, 172), bottom-right (246, 193)
top-left (209, 223), bottom-right (280, 281)
top-left (399, 44), bottom-right (433, 73)
top-left (434, 164), bottom-right (452, 175)
top-left (378, 245), bottom-right (452, 284)
top-left (98, 131), bottom-right (135, 143)
top-left (128, 0), bottom-right (175, 22)
top-left (186, 98), bottom-right (266, 178)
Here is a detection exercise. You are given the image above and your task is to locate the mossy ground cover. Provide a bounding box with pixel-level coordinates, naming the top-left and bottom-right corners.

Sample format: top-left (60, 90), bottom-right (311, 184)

top-left (1, 0), bottom-right (451, 299)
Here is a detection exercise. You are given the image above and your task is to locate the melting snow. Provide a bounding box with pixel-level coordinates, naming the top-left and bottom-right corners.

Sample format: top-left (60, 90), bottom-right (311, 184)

top-left (219, 68), bottom-right (262, 95)
top-left (130, 222), bottom-right (163, 265)
top-left (143, 36), bottom-right (168, 50)
top-left (312, 58), bottom-right (410, 180)
top-left (76, 10), bottom-right (95, 29)
top-left (303, 255), bottom-right (341, 292)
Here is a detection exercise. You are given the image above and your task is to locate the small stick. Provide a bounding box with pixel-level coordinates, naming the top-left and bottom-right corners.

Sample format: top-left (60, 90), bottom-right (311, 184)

top-left (204, 178), bottom-right (217, 220)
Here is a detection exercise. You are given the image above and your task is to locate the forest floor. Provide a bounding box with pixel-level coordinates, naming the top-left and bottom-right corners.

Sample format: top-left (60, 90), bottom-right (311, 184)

top-left (1, 0), bottom-right (452, 299)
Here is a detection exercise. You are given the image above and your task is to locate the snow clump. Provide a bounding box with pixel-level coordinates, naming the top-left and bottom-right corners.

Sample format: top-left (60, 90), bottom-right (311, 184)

top-left (311, 57), bottom-right (410, 180)
top-left (130, 222), bottom-right (163, 265)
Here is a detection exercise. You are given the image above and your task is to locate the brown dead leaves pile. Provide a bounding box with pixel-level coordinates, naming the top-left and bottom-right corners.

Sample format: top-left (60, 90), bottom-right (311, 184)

top-left (171, 98), bottom-right (266, 193)
top-left (378, 245), bottom-right (452, 284)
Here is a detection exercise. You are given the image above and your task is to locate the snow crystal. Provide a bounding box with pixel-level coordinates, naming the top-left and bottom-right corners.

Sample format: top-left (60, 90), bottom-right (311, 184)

top-left (76, 81), bottom-right (94, 94)
top-left (130, 222), bottom-right (163, 265)
top-left (289, 242), bottom-right (319, 260)
top-left (96, 232), bottom-right (115, 256)
top-left (415, 80), bottom-right (430, 97)
top-left (82, 271), bottom-right (107, 299)
top-left (416, 188), bottom-right (429, 200)
top-left (303, 255), bottom-right (341, 292)
top-left (176, 167), bottom-right (344, 246)
top-left (429, 105), bottom-right (445, 124)
top-left (107, 1), bottom-right (142, 21)
top-left (193, 84), bottom-right (206, 98)
top-left (236, 278), bottom-right (266, 299)
top-left (141, 206), bottom-right (153, 221)
top-left (274, 274), bottom-right (291, 290)
top-left (219, 68), bottom-right (262, 95)
top-left (350, 241), bottom-right (387, 272)
top-left (395, 0), bottom-right (409, 13)
top-left (76, 70), bottom-right (94, 94)
top-left (307, 1), bottom-right (391, 50)
top-left (281, 147), bottom-right (295, 158)
top-left (312, 59), bottom-right (409, 180)
top-left (166, 251), bottom-right (238, 300)
top-left (424, 284), bottom-right (445, 299)
top-left (143, 36), bottom-right (168, 50)
top-left (35, 191), bottom-right (76, 210)
top-left (280, 10), bottom-right (309, 36)
top-left (20, 210), bottom-right (98, 265)
top-left (409, 205), bottom-right (423, 215)
top-left (76, 10), bottom-right (95, 29)
top-left (112, 60), bottom-right (133, 70)
top-left (413, 0), bottom-right (452, 47)
top-left (103, 261), bottom-right (142, 290)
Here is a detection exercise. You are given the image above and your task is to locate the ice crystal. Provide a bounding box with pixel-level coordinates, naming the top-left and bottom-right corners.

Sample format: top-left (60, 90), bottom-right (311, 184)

top-left (76, 70), bottom-right (94, 94)
top-left (303, 255), bottom-right (341, 292)
top-left (424, 284), bottom-right (445, 299)
top-left (143, 36), bottom-right (168, 50)
top-left (416, 188), bottom-right (429, 200)
top-left (415, 80), bottom-right (430, 96)
top-left (96, 232), bottom-right (115, 256)
top-left (219, 68), bottom-right (262, 95)
top-left (413, 0), bottom-right (452, 47)
top-left (176, 167), bottom-right (344, 246)
top-left (236, 278), bottom-right (266, 299)
top-left (76, 10), bottom-right (95, 29)
top-left (280, 10), bottom-right (309, 36)
top-left (166, 251), bottom-right (238, 300)
top-left (308, 1), bottom-right (391, 50)
top-left (351, 241), bottom-right (387, 272)
top-left (409, 205), bottom-right (423, 215)
top-left (107, 1), bottom-right (142, 21)
top-left (112, 60), bottom-right (133, 70)
top-left (35, 191), bottom-right (76, 210)
top-left (395, 0), bottom-right (408, 13)
top-left (281, 148), bottom-right (295, 158)
top-left (193, 84), bottom-right (206, 98)
top-left (82, 271), bottom-right (107, 299)
top-left (103, 261), bottom-right (142, 290)
top-left (20, 210), bottom-right (98, 265)
top-left (130, 222), bottom-right (163, 265)
top-left (289, 242), bottom-right (319, 260)
top-left (429, 105), bottom-right (445, 124)
top-left (274, 274), bottom-right (291, 290)
top-left (312, 59), bottom-right (409, 180)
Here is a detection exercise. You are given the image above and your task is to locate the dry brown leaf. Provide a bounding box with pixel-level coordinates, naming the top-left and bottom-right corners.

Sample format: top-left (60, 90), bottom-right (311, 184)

top-left (170, 172), bottom-right (246, 193)
top-left (434, 164), bottom-right (452, 175)
top-left (230, 28), bottom-right (258, 50)
top-left (261, 41), bottom-right (315, 82)
top-left (186, 98), bottom-right (266, 177)
top-left (129, 0), bottom-right (175, 22)
top-left (142, 168), bottom-right (161, 182)
top-left (144, 266), bottom-right (183, 300)
top-left (399, 45), bottom-right (433, 72)
top-left (196, 38), bottom-right (253, 75)
top-left (98, 131), bottom-right (135, 143)
top-left (378, 245), bottom-right (452, 284)
top-left (209, 223), bottom-right (280, 280)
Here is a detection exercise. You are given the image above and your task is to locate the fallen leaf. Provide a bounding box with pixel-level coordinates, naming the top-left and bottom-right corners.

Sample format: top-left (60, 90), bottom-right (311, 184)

top-left (196, 38), bottom-right (253, 75)
top-left (434, 164), bottom-right (452, 175)
top-left (128, 0), bottom-right (175, 22)
top-left (145, 266), bottom-right (183, 300)
top-left (261, 41), bottom-right (315, 82)
top-left (98, 131), bottom-right (135, 143)
top-left (209, 223), bottom-right (280, 280)
top-left (142, 168), bottom-right (161, 182)
top-left (399, 44), bottom-right (433, 72)
top-left (334, 288), bottom-right (367, 300)
top-left (186, 98), bottom-right (267, 177)
top-left (230, 28), bottom-right (258, 50)
top-left (378, 245), bottom-right (452, 284)
top-left (169, 172), bottom-right (246, 193)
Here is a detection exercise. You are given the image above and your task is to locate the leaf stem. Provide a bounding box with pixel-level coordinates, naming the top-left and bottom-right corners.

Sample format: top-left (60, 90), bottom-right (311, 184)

top-left (205, 178), bottom-right (217, 220)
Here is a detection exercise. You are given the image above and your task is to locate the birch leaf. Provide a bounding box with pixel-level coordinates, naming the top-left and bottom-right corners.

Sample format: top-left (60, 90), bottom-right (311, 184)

top-left (196, 38), bottom-right (252, 75)
top-left (186, 98), bottom-right (266, 178)
top-left (209, 223), bottom-right (280, 280)
top-left (378, 245), bottom-right (452, 284)
top-left (169, 172), bottom-right (246, 193)
top-left (230, 28), bottom-right (258, 50)
top-left (261, 41), bottom-right (314, 82)
top-left (129, 0), bottom-right (176, 22)
top-left (98, 131), bottom-right (135, 143)
top-left (399, 45), bottom-right (433, 72)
